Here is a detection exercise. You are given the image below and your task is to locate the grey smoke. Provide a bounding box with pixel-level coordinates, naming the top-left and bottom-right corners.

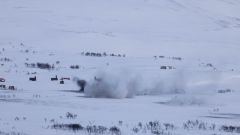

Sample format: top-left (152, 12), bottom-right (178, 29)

top-left (145, 71), bottom-right (186, 95)
top-left (83, 69), bottom-right (223, 99)
top-left (84, 70), bottom-right (141, 98)
top-left (84, 70), bottom-right (187, 99)
top-left (164, 95), bottom-right (207, 106)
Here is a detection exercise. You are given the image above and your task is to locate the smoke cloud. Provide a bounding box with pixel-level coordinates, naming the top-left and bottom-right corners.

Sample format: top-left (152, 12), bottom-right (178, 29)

top-left (82, 68), bottom-right (225, 101)
top-left (84, 70), bottom-right (141, 99)
top-left (84, 69), bottom-right (188, 99)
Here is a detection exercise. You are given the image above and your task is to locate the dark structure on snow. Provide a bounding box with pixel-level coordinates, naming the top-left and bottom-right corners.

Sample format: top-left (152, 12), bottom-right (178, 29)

top-left (29, 76), bottom-right (37, 81)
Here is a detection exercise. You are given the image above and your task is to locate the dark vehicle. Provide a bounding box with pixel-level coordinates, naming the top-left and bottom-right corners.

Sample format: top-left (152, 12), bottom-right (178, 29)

top-left (29, 76), bottom-right (37, 81)
top-left (51, 75), bottom-right (58, 81)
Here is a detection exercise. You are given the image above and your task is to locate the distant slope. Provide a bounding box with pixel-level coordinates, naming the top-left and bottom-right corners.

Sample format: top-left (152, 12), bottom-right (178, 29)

top-left (0, 0), bottom-right (240, 59)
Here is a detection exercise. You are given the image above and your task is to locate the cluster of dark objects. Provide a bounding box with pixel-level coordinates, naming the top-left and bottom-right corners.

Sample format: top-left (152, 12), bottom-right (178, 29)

top-left (183, 120), bottom-right (216, 131)
top-left (25, 62), bottom-right (55, 70)
top-left (29, 75), bottom-right (70, 85)
top-left (160, 66), bottom-right (175, 70)
top-left (131, 121), bottom-right (175, 134)
top-left (154, 55), bottom-right (182, 61)
top-left (51, 119), bottom-right (240, 135)
top-left (0, 78), bottom-right (16, 90)
top-left (0, 131), bottom-right (28, 135)
top-left (52, 123), bottom-right (121, 135)
top-left (220, 125), bottom-right (240, 133)
top-left (0, 84), bottom-right (16, 90)
top-left (70, 65), bottom-right (80, 69)
top-left (66, 112), bottom-right (77, 119)
top-left (0, 57), bottom-right (12, 62)
top-left (51, 120), bottom-right (176, 135)
top-left (20, 49), bottom-right (37, 54)
top-left (81, 52), bottom-right (126, 58)
top-left (182, 120), bottom-right (240, 134)
top-left (217, 89), bottom-right (232, 94)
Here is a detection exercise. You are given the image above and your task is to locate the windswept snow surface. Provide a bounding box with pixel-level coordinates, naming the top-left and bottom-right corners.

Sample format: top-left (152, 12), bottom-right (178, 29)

top-left (1, 0), bottom-right (240, 135)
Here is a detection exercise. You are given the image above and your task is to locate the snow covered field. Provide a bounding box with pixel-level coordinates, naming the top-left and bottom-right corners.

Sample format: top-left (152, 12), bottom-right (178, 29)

top-left (1, 0), bottom-right (240, 134)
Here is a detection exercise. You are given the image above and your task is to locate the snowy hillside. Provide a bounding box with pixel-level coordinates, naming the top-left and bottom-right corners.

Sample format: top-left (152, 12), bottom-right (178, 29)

top-left (1, 0), bottom-right (240, 58)
top-left (1, 0), bottom-right (240, 135)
